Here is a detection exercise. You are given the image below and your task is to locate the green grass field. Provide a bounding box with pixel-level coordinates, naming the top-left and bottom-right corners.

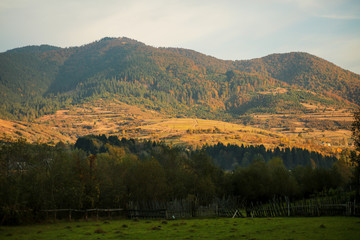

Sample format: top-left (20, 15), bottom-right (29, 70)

top-left (1, 217), bottom-right (359, 240)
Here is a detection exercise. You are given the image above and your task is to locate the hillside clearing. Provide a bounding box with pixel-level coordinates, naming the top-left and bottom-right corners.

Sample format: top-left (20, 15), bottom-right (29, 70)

top-left (0, 98), bottom-right (354, 156)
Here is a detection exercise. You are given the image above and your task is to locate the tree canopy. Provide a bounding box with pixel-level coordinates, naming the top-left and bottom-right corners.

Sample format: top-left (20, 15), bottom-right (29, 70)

top-left (0, 135), bottom-right (353, 224)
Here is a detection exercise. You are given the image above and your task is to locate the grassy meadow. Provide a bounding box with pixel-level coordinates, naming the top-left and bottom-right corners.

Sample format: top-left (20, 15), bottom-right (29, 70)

top-left (1, 217), bottom-right (359, 240)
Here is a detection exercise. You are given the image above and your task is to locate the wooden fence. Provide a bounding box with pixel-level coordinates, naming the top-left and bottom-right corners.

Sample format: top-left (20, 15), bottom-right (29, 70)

top-left (38, 198), bottom-right (360, 221)
top-left (126, 197), bottom-right (359, 219)
top-left (248, 199), bottom-right (359, 218)
top-left (40, 208), bottom-right (124, 221)
top-left (127, 209), bottom-right (167, 219)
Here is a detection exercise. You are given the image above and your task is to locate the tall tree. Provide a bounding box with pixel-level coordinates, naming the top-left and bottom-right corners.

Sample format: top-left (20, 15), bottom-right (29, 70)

top-left (351, 109), bottom-right (360, 199)
top-left (353, 109), bottom-right (360, 151)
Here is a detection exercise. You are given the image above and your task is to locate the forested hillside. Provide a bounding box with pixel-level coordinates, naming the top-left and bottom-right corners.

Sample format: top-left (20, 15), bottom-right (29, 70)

top-left (1, 37), bottom-right (359, 121)
top-left (236, 53), bottom-right (360, 104)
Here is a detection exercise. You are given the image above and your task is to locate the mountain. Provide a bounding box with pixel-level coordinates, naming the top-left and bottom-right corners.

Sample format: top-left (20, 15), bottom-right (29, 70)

top-left (0, 37), bottom-right (359, 121)
top-left (236, 52), bottom-right (360, 104)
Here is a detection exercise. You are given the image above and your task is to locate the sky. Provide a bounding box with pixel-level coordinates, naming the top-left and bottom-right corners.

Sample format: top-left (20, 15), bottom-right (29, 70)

top-left (1, 0), bottom-right (360, 74)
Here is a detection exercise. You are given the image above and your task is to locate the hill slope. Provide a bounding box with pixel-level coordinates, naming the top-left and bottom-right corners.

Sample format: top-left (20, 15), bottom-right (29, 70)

top-left (1, 98), bottom-right (351, 158)
top-left (235, 52), bottom-right (360, 103)
top-left (0, 37), bottom-right (359, 121)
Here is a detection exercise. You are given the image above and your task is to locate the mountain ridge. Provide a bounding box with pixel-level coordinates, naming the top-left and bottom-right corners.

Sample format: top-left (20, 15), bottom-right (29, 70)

top-left (0, 37), bottom-right (359, 122)
top-left (0, 38), bottom-right (358, 155)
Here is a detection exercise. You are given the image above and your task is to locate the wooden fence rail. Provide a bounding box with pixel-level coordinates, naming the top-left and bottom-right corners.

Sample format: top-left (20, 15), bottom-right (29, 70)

top-left (38, 199), bottom-right (359, 221)
top-left (40, 208), bottom-right (124, 221)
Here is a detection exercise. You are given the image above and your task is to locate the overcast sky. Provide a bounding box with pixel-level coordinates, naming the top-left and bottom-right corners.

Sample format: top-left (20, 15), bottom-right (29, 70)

top-left (1, 0), bottom-right (359, 73)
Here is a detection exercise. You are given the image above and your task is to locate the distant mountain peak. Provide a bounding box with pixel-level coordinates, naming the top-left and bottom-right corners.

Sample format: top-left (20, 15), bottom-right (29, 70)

top-left (7, 44), bottom-right (61, 53)
top-left (0, 37), bottom-right (359, 121)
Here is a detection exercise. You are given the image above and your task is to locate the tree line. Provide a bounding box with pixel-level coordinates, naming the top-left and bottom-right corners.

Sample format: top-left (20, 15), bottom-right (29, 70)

top-left (0, 134), bottom-right (356, 224)
top-left (203, 142), bottom-right (337, 170)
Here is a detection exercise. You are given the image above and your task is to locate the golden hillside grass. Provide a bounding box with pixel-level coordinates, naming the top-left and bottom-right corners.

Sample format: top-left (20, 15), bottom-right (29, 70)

top-left (0, 98), bottom-right (354, 156)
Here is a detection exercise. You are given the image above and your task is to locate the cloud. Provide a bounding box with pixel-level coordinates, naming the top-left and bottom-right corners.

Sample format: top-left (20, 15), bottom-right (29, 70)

top-left (0, 0), bottom-right (233, 49)
top-left (73, 0), bottom-right (233, 48)
top-left (0, 0), bottom-right (32, 9)
top-left (321, 14), bottom-right (360, 20)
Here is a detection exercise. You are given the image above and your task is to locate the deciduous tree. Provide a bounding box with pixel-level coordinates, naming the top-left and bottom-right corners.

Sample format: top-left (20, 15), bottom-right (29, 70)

top-left (351, 109), bottom-right (360, 199)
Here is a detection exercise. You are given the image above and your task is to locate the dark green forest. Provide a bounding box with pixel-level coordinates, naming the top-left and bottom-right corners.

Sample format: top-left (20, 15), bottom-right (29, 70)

top-left (1, 37), bottom-right (359, 121)
top-left (0, 135), bottom-right (355, 224)
top-left (203, 142), bottom-right (337, 170)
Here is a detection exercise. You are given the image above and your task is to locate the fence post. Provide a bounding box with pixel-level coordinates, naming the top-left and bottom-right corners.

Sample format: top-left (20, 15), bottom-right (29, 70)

top-left (354, 199), bottom-right (356, 216)
top-left (287, 200), bottom-right (290, 217)
top-left (347, 202), bottom-right (352, 216)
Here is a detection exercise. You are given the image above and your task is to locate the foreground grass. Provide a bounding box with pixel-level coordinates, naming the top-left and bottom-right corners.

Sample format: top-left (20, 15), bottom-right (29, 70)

top-left (1, 217), bottom-right (359, 240)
